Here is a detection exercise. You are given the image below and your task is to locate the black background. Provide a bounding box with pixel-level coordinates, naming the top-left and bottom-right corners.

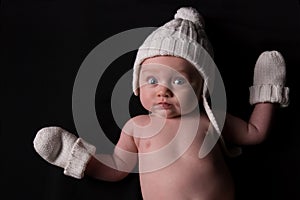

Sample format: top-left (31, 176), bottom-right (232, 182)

top-left (2, 0), bottom-right (300, 199)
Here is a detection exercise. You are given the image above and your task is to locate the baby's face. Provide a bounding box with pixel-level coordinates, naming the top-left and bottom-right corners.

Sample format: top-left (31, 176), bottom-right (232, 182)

top-left (138, 56), bottom-right (203, 118)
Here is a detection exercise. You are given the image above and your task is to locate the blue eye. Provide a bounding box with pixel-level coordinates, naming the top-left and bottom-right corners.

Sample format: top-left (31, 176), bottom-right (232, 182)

top-left (173, 77), bottom-right (186, 85)
top-left (147, 77), bottom-right (158, 84)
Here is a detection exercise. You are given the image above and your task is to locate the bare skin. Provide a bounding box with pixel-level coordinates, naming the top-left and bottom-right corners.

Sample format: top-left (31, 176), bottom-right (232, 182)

top-left (86, 56), bottom-right (277, 200)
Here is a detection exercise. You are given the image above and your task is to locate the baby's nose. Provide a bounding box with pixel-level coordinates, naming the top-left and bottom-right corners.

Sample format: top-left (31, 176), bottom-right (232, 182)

top-left (157, 85), bottom-right (173, 97)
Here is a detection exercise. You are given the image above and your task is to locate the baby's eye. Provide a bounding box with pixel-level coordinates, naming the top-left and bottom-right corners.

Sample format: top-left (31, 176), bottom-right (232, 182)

top-left (147, 77), bottom-right (158, 85)
top-left (173, 77), bottom-right (186, 85)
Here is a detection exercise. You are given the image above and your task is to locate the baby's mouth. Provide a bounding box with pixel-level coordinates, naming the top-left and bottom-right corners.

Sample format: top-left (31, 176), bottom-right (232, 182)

top-left (158, 102), bottom-right (172, 109)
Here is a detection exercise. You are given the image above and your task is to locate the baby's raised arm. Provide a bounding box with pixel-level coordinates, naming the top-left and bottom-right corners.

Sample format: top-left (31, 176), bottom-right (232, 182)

top-left (86, 121), bottom-right (138, 181)
top-left (222, 51), bottom-right (289, 145)
top-left (33, 119), bottom-right (138, 181)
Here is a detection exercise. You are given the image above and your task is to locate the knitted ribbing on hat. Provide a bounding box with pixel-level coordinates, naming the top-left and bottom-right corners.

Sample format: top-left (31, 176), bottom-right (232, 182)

top-left (133, 7), bottom-right (214, 96)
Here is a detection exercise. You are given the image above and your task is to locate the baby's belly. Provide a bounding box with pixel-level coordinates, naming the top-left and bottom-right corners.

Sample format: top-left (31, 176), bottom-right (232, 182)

top-left (139, 147), bottom-right (234, 200)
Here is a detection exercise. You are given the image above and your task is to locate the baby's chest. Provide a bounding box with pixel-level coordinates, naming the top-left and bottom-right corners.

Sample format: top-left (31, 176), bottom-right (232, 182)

top-left (132, 116), bottom-right (207, 155)
top-left (136, 128), bottom-right (204, 155)
top-left (136, 131), bottom-right (208, 173)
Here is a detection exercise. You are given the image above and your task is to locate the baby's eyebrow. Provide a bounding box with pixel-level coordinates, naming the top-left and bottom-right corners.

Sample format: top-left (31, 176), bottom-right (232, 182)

top-left (140, 69), bottom-right (152, 73)
top-left (176, 70), bottom-right (189, 77)
top-left (140, 71), bottom-right (155, 77)
top-left (140, 68), bottom-right (161, 74)
top-left (140, 67), bottom-right (193, 80)
top-left (172, 70), bottom-right (192, 81)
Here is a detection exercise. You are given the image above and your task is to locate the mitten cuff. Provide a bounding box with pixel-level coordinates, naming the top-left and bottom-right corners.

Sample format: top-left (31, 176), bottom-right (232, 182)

top-left (249, 84), bottom-right (289, 107)
top-left (64, 138), bottom-right (96, 179)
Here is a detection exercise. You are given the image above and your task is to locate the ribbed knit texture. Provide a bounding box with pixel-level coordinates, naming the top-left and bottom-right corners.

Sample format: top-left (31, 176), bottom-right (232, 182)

top-left (33, 126), bottom-right (96, 179)
top-left (249, 51), bottom-right (289, 107)
top-left (64, 138), bottom-right (96, 179)
top-left (132, 7), bottom-right (214, 96)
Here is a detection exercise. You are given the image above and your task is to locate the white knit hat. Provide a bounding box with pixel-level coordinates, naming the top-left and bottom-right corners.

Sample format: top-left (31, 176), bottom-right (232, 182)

top-left (132, 7), bottom-right (241, 157)
top-left (133, 7), bottom-right (214, 96)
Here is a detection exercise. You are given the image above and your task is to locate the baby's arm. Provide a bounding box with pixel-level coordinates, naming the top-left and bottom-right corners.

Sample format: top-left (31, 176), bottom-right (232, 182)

top-left (223, 51), bottom-right (289, 145)
top-left (33, 119), bottom-right (138, 181)
top-left (223, 103), bottom-right (277, 145)
top-left (85, 125), bottom-right (138, 181)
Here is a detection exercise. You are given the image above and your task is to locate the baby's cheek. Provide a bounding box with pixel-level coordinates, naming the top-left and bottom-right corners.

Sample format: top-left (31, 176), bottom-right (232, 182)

top-left (139, 93), bottom-right (152, 111)
top-left (176, 90), bottom-right (199, 112)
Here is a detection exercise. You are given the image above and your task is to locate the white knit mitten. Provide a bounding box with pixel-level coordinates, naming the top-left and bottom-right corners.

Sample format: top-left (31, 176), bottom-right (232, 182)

top-left (33, 126), bottom-right (96, 179)
top-left (249, 50), bottom-right (289, 107)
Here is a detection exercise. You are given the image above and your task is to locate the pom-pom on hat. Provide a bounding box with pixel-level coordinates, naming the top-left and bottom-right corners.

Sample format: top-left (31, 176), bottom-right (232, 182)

top-left (174, 6), bottom-right (205, 24)
top-left (133, 7), bottom-right (214, 96)
top-left (132, 7), bottom-right (241, 158)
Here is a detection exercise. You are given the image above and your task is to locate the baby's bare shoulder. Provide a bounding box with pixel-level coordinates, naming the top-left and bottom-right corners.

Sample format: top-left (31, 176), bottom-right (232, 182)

top-left (122, 115), bottom-right (150, 132)
top-left (130, 115), bottom-right (151, 125)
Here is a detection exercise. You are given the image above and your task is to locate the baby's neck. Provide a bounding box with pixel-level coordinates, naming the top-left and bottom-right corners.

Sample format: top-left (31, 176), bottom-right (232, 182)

top-left (149, 109), bottom-right (201, 120)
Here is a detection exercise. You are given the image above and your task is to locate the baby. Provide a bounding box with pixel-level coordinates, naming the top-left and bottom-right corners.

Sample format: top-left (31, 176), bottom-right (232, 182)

top-left (33, 7), bottom-right (289, 200)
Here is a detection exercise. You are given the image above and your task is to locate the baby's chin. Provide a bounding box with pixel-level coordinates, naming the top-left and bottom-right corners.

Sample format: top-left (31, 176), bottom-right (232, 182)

top-left (148, 110), bottom-right (178, 119)
top-left (149, 108), bottom-right (199, 119)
